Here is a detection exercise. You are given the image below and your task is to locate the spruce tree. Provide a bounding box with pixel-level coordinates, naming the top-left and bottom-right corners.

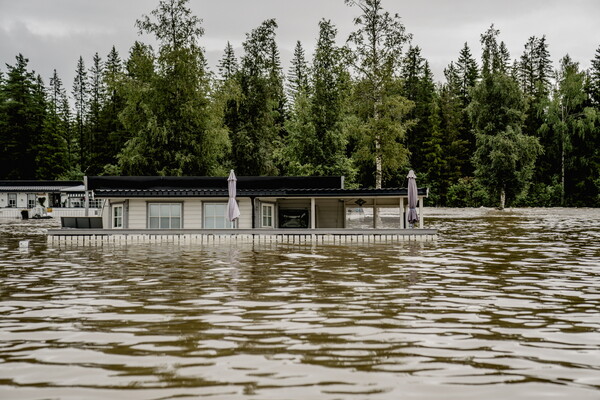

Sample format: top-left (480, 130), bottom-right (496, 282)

top-left (37, 70), bottom-right (68, 179)
top-left (588, 45), bottom-right (600, 107)
top-left (72, 56), bottom-right (88, 174)
top-left (545, 55), bottom-right (596, 205)
top-left (100, 45), bottom-right (127, 172)
top-left (470, 27), bottom-right (541, 208)
top-left (453, 43), bottom-right (480, 176)
top-left (517, 36), bottom-right (555, 201)
top-left (455, 43), bottom-right (479, 107)
top-left (118, 0), bottom-right (229, 176)
top-left (284, 19), bottom-right (354, 179)
top-left (87, 53), bottom-right (105, 174)
top-left (0, 54), bottom-right (39, 179)
top-left (287, 41), bottom-right (309, 99)
top-left (233, 18), bottom-right (284, 175)
top-left (218, 41), bottom-right (238, 81)
top-left (402, 46), bottom-right (436, 174)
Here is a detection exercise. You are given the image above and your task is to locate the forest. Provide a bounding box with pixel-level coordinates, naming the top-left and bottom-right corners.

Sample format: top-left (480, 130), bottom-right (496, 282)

top-left (1, 0), bottom-right (599, 208)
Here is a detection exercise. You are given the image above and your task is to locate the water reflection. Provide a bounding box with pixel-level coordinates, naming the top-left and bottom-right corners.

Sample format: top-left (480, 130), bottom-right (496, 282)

top-left (0, 208), bottom-right (599, 399)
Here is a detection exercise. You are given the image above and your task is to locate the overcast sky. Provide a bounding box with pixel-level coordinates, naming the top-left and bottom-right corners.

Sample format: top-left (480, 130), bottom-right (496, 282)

top-left (1, 0), bottom-right (599, 88)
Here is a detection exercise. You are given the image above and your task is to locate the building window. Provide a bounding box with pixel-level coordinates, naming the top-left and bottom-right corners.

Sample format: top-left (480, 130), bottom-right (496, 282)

top-left (203, 203), bottom-right (235, 229)
top-left (113, 204), bottom-right (123, 228)
top-left (8, 193), bottom-right (17, 208)
top-left (27, 194), bottom-right (36, 209)
top-left (262, 203), bottom-right (274, 228)
top-left (148, 203), bottom-right (181, 229)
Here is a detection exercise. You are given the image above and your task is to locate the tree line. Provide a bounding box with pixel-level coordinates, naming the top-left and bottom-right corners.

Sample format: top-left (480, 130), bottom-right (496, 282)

top-left (1, 0), bottom-right (599, 208)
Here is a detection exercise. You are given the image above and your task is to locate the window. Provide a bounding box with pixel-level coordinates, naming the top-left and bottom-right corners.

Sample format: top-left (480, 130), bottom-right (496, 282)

top-left (8, 193), bottom-right (17, 208)
top-left (148, 203), bottom-right (181, 229)
top-left (113, 204), bottom-right (123, 228)
top-left (262, 203), bottom-right (274, 228)
top-left (27, 194), bottom-right (36, 209)
top-left (203, 203), bottom-right (235, 229)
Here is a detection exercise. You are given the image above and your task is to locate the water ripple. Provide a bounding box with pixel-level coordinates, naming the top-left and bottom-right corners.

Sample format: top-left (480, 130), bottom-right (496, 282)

top-left (0, 208), bottom-right (599, 399)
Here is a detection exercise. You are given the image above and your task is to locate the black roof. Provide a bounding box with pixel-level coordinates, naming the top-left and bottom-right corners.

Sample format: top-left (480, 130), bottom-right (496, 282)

top-left (0, 180), bottom-right (82, 192)
top-left (87, 176), bottom-right (343, 191)
top-left (88, 176), bottom-right (427, 198)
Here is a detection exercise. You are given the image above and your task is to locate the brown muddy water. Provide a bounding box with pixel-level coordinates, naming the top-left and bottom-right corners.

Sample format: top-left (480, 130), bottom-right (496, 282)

top-left (0, 208), bottom-right (599, 399)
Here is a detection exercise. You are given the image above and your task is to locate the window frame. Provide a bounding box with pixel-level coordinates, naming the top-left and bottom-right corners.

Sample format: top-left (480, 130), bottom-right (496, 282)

top-left (112, 204), bottom-right (124, 229)
top-left (203, 202), bottom-right (236, 229)
top-left (27, 194), bottom-right (37, 209)
top-left (7, 193), bottom-right (17, 208)
top-left (147, 202), bottom-right (183, 229)
top-left (261, 203), bottom-right (275, 228)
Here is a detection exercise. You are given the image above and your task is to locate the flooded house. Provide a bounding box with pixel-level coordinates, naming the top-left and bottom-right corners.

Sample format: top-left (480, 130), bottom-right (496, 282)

top-left (0, 180), bottom-right (102, 219)
top-left (48, 175), bottom-right (436, 244)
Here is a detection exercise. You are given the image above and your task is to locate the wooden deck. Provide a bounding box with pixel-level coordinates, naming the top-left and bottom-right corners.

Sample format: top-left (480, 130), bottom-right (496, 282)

top-left (47, 228), bottom-right (438, 245)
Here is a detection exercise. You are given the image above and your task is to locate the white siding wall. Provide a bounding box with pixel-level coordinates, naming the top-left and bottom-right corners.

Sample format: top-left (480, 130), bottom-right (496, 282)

top-left (0, 193), bottom-right (6, 207)
top-left (184, 199), bottom-right (203, 229)
top-left (238, 198), bottom-right (252, 229)
top-left (17, 193), bottom-right (27, 208)
top-left (128, 199), bottom-right (148, 229)
top-left (105, 197), bottom-right (253, 229)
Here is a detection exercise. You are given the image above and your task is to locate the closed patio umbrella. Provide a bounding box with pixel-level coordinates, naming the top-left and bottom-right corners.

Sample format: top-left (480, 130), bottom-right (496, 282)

top-left (227, 170), bottom-right (240, 223)
top-left (407, 170), bottom-right (419, 228)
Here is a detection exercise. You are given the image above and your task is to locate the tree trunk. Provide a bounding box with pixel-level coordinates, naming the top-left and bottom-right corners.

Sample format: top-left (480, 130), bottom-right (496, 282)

top-left (561, 137), bottom-right (565, 206)
top-left (375, 133), bottom-right (382, 189)
top-left (499, 188), bottom-right (506, 210)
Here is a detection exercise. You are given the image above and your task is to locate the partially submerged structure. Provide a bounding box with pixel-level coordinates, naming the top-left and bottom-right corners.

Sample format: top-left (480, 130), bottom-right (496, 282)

top-left (0, 180), bottom-right (101, 219)
top-left (47, 175), bottom-right (436, 244)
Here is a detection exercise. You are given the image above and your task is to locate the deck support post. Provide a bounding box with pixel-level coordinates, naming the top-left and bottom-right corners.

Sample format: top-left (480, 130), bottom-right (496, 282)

top-left (399, 197), bottom-right (404, 229)
top-left (310, 198), bottom-right (316, 229)
top-left (419, 196), bottom-right (424, 229)
top-left (373, 198), bottom-right (378, 229)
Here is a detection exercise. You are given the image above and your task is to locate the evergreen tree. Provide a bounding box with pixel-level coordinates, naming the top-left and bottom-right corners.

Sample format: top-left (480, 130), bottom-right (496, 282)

top-left (470, 27), bottom-right (541, 208)
top-left (72, 56), bottom-right (88, 172)
top-left (402, 46), bottom-right (436, 174)
top-left (37, 70), bottom-right (69, 179)
top-left (287, 40), bottom-right (309, 99)
top-left (118, 0), bottom-right (229, 175)
top-left (545, 55), bottom-right (597, 205)
top-left (345, 0), bottom-right (413, 188)
top-left (455, 43), bottom-right (479, 106)
top-left (99, 45), bottom-right (127, 172)
top-left (517, 36), bottom-right (555, 201)
top-left (284, 19), bottom-right (354, 179)
top-left (588, 45), bottom-right (600, 107)
top-left (0, 54), bottom-right (40, 179)
top-left (437, 80), bottom-right (470, 201)
top-left (218, 41), bottom-right (238, 81)
top-left (87, 52), bottom-right (105, 174)
top-left (233, 18), bottom-right (284, 175)
top-left (215, 42), bottom-right (242, 148)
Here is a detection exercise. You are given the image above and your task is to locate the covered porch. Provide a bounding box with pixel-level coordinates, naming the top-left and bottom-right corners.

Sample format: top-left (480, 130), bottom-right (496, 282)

top-left (252, 194), bottom-right (426, 230)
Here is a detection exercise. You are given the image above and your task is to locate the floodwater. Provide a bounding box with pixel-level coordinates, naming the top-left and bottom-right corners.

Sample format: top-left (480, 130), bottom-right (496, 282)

top-left (0, 208), bottom-right (599, 400)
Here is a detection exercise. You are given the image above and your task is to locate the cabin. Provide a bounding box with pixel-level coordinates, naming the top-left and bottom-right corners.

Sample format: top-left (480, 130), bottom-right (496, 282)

top-left (0, 180), bottom-right (102, 219)
top-left (47, 175), bottom-right (436, 244)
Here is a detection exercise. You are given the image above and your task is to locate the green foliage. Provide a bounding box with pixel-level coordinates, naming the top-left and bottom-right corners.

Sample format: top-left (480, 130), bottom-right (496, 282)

top-left (287, 41), bottom-right (309, 99)
top-left (0, 54), bottom-right (42, 179)
top-left (1, 2), bottom-right (600, 210)
top-left (118, 0), bottom-right (228, 176)
top-left (283, 20), bottom-right (355, 181)
top-left (232, 18), bottom-right (285, 176)
top-left (446, 177), bottom-right (491, 207)
top-left (345, 0), bottom-right (413, 188)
